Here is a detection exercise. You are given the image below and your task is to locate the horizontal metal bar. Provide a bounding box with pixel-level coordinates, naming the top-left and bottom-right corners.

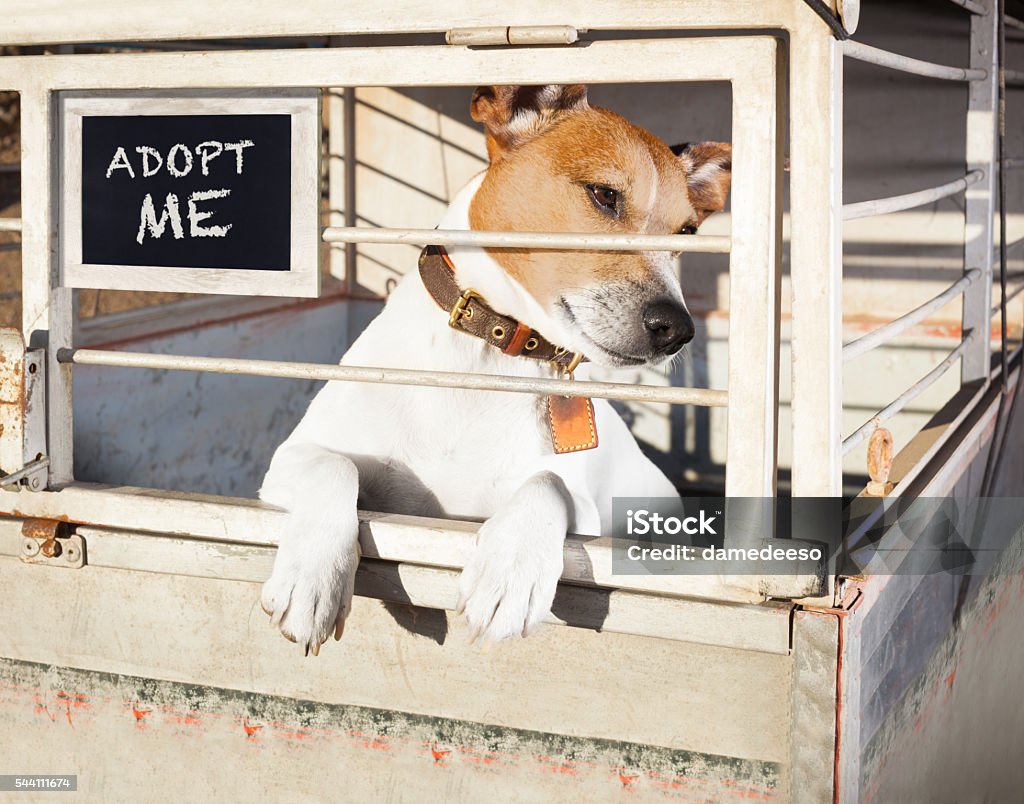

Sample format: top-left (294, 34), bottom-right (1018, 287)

top-left (1007, 14), bottom-right (1024, 31)
top-left (1007, 68), bottom-right (1024, 87)
top-left (0, 218), bottom-right (22, 232)
top-left (321, 226), bottom-right (731, 253)
top-left (0, 163), bottom-right (19, 173)
top-left (844, 41), bottom-right (987, 81)
top-left (1005, 158), bottom-right (1024, 170)
top-left (842, 170), bottom-right (983, 220)
top-left (946, 0), bottom-right (987, 13)
top-left (0, 243), bottom-right (21, 252)
top-left (843, 269), bottom-right (981, 362)
top-left (995, 280), bottom-right (1024, 311)
top-left (842, 332), bottom-right (977, 456)
top-left (58, 348), bottom-right (729, 408)
top-left (994, 235), bottom-right (1024, 259)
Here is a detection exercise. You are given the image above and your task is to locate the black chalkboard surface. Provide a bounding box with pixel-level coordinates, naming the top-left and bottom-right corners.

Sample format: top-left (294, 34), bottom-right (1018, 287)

top-left (81, 114), bottom-right (291, 271)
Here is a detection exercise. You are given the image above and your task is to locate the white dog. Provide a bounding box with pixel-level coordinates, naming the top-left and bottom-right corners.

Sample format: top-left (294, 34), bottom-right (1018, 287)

top-left (259, 84), bottom-right (732, 653)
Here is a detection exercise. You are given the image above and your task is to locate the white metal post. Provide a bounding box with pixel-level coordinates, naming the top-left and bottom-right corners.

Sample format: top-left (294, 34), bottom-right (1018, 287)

top-left (723, 38), bottom-right (781, 501)
top-left (962, 0), bottom-right (998, 384)
top-left (789, 22), bottom-right (845, 499)
top-left (327, 81), bottom-right (357, 290)
top-left (20, 86), bottom-right (74, 485)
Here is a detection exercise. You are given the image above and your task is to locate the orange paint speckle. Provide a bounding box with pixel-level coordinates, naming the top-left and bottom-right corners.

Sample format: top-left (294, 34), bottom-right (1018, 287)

top-left (243, 719), bottom-right (263, 737)
top-left (431, 747), bottom-right (451, 763)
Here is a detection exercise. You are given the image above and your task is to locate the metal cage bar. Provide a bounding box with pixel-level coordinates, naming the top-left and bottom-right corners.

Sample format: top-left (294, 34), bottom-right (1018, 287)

top-left (946, 0), bottom-right (987, 13)
top-left (58, 349), bottom-right (729, 408)
top-left (842, 171), bottom-right (983, 220)
top-left (0, 219), bottom-right (22, 232)
top-left (321, 227), bottom-right (732, 253)
top-left (844, 41), bottom-right (988, 82)
top-left (994, 278), bottom-right (1024, 309)
top-left (842, 333), bottom-right (978, 455)
top-left (843, 269), bottom-right (982, 362)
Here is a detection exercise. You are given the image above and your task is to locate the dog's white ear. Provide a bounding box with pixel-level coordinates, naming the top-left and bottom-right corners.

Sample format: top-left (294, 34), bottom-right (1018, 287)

top-left (672, 142), bottom-right (733, 224)
top-left (471, 84), bottom-right (589, 161)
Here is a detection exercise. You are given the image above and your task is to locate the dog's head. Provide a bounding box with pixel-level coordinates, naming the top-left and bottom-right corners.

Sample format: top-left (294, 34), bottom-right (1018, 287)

top-left (468, 84), bottom-right (731, 368)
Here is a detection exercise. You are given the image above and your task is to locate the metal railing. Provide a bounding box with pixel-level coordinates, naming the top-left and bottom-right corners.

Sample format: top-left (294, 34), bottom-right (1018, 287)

top-left (844, 40), bottom-right (987, 82)
top-left (58, 349), bottom-right (729, 408)
top-left (843, 269), bottom-right (982, 363)
top-left (837, 0), bottom-right (1023, 494)
top-left (842, 171), bottom-right (984, 221)
top-left (946, 0), bottom-right (987, 14)
top-left (842, 332), bottom-right (979, 456)
top-left (320, 227), bottom-right (731, 253)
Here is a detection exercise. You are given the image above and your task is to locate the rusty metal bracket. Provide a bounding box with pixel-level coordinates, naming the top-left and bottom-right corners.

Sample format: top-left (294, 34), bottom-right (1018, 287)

top-left (0, 329), bottom-right (48, 492)
top-left (20, 518), bottom-right (86, 569)
top-left (865, 422), bottom-right (894, 497)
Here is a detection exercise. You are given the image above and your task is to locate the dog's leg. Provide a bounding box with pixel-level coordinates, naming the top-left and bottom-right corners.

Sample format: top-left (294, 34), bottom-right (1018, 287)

top-left (457, 470), bottom-right (570, 645)
top-left (259, 442), bottom-right (361, 655)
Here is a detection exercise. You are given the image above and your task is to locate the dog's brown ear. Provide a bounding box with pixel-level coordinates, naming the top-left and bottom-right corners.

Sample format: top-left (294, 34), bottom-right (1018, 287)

top-left (471, 84), bottom-right (588, 161)
top-left (672, 142), bottom-right (732, 224)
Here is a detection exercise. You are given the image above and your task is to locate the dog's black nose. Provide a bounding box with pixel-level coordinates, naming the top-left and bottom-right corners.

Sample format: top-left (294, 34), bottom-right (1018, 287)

top-left (643, 300), bottom-right (694, 355)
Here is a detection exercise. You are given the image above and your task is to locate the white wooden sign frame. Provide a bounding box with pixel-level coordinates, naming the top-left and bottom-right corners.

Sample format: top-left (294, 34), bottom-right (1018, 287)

top-left (59, 89), bottom-right (321, 297)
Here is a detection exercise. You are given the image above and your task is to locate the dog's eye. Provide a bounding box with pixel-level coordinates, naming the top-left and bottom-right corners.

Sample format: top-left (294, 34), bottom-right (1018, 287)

top-left (585, 183), bottom-right (620, 215)
top-left (679, 224), bottom-right (698, 235)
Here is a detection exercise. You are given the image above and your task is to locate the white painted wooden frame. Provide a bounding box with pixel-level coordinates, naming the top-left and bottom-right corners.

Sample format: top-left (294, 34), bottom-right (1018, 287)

top-left (59, 90), bottom-right (321, 298)
top-left (0, 35), bottom-right (784, 596)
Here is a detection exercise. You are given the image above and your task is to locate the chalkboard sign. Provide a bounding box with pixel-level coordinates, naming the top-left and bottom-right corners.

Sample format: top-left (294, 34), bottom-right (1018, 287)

top-left (60, 91), bottom-right (320, 297)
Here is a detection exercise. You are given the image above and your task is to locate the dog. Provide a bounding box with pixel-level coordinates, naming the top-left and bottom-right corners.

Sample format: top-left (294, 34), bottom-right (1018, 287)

top-left (258, 84), bottom-right (731, 654)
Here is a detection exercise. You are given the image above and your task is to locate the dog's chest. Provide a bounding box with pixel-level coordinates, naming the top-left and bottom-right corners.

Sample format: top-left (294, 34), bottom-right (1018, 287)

top-left (386, 387), bottom-right (552, 516)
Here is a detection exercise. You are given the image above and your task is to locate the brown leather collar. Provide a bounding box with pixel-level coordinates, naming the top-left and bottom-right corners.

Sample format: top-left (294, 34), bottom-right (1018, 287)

top-left (418, 244), bottom-right (586, 373)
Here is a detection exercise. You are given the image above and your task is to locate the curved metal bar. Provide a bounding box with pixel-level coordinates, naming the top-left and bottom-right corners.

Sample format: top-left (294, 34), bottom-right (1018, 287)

top-left (57, 348), bottom-right (730, 408)
top-left (946, 0), bottom-right (987, 13)
top-left (322, 226), bottom-right (731, 254)
top-left (842, 333), bottom-right (977, 456)
top-left (844, 40), bottom-right (987, 81)
top-left (843, 269), bottom-right (981, 362)
top-left (842, 170), bottom-right (983, 220)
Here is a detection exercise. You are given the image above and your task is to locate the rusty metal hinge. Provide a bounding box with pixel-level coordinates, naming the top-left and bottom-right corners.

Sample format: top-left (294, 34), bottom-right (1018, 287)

top-left (20, 518), bottom-right (86, 569)
top-left (446, 26), bottom-right (580, 47)
top-left (1, 330), bottom-right (48, 491)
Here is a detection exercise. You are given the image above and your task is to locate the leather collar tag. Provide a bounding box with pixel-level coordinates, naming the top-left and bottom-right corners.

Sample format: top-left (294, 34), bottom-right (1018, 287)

top-left (547, 395), bottom-right (599, 454)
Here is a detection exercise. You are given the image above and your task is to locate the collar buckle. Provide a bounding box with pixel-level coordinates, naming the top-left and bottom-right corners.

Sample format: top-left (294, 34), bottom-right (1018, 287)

top-left (551, 346), bottom-right (584, 379)
top-left (449, 288), bottom-right (483, 328)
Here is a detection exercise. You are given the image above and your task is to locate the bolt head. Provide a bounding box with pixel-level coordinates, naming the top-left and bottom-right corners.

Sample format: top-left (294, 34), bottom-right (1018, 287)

top-left (65, 545), bottom-right (78, 562)
top-left (40, 539), bottom-right (61, 558)
top-left (22, 538), bottom-right (39, 557)
top-left (29, 476), bottom-right (41, 490)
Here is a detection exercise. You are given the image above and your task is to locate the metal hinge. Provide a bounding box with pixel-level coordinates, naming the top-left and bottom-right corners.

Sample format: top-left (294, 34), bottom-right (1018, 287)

top-left (20, 518), bottom-right (86, 569)
top-left (446, 25), bottom-right (580, 47)
top-left (0, 330), bottom-right (48, 491)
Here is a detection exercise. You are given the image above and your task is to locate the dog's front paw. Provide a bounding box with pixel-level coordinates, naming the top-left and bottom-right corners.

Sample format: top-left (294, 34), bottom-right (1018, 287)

top-left (456, 511), bottom-right (565, 646)
top-left (260, 513), bottom-right (360, 655)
